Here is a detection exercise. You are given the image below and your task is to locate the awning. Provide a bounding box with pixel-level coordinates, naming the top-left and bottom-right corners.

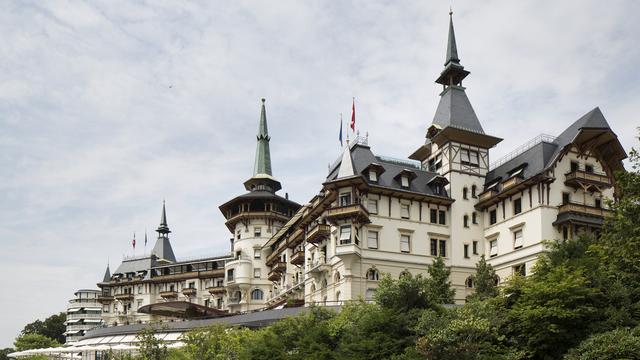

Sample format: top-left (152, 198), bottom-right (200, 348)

top-left (84, 307), bottom-right (102, 311)
top-left (84, 319), bottom-right (102, 323)
top-left (67, 308), bottom-right (82, 313)
top-left (137, 301), bottom-right (229, 319)
top-left (65, 319), bottom-right (80, 324)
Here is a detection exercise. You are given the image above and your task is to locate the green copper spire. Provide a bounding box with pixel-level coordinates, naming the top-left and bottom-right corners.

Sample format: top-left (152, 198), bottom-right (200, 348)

top-left (445, 10), bottom-right (460, 66)
top-left (253, 98), bottom-right (273, 176)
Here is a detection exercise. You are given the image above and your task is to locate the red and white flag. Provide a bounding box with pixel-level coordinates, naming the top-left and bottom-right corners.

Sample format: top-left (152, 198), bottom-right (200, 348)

top-left (350, 97), bottom-right (356, 132)
top-left (132, 232), bottom-right (136, 249)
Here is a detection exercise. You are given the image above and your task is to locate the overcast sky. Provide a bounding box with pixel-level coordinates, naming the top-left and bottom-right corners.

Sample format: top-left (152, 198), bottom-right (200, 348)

top-left (0, 0), bottom-right (638, 347)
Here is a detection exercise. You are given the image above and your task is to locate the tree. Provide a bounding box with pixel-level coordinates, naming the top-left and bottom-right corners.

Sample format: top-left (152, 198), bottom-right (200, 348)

top-left (21, 312), bottom-right (66, 344)
top-left (467, 255), bottom-right (499, 301)
top-left (136, 327), bottom-right (168, 360)
top-left (564, 327), bottom-right (640, 360)
top-left (425, 256), bottom-right (455, 304)
top-left (0, 348), bottom-right (15, 360)
top-left (374, 273), bottom-right (436, 312)
top-left (179, 324), bottom-right (254, 360)
top-left (13, 333), bottom-right (60, 352)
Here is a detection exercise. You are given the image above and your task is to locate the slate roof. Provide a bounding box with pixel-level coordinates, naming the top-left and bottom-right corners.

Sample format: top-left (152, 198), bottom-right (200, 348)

top-left (485, 107), bottom-right (623, 186)
top-left (113, 256), bottom-right (156, 276)
top-left (151, 237), bottom-right (177, 263)
top-left (327, 143), bottom-right (450, 198)
top-left (432, 86), bottom-right (485, 135)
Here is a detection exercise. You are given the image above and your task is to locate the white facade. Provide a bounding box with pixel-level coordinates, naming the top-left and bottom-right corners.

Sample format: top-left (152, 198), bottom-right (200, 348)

top-left (65, 289), bottom-right (103, 343)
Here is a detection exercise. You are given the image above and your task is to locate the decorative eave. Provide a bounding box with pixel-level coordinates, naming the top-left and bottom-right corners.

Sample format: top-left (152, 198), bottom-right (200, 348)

top-left (409, 143), bottom-right (432, 161)
top-left (430, 126), bottom-right (502, 148)
top-left (475, 173), bottom-right (553, 210)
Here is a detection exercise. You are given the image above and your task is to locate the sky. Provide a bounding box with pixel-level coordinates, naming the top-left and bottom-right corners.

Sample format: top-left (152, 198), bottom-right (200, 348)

top-left (0, 0), bottom-right (639, 347)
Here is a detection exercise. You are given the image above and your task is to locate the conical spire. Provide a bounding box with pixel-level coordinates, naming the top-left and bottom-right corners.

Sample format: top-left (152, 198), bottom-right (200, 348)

top-left (156, 200), bottom-right (171, 235)
top-left (337, 144), bottom-right (355, 178)
top-left (253, 98), bottom-right (273, 176)
top-left (445, 10), bottom-right (460, 66)
top-left (102, 264), bottom-right (111, 282)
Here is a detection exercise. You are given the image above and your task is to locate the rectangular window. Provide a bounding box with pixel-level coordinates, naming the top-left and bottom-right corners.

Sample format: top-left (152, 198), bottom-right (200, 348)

top-left (595, 198), bottom-right (601, 208)
top-left (339, 193), bottom-right (352, 207)
top-left (562, 192), bottom-right (570, 205)
top-left (137, 285), bottom-right (142, 294)
top-left (585, 164), bottom-right (594, 173)
top-left (401, 176), bottom-right (409, 188)
top-left (339, 225), bottom-right (352, 245)
top-left (430, 209), bottom-right (437, 223)
top-left (254, 227), bottom-right (262, 237)
top-left (428, 154), bottom-right (443, 172)
top-left (514, 230), bottom-right (524, 249)
top-left (439, 239), bottom-right (447, 257)
top-left (438, 210), bottom-right (446, 225)
top-left (514, 264), bottom-right (526, 276)
top-left (472, 212), bottom-right (477, 224)
top-left (464, 244), bottom-right (469, 258)
top-left (369, 170), bottom-right (378, 182)
top-left (430, 239), bottom-right (438, 256)
top-left (227, 269), bottom-right (234, 282)
top-left (368, 199), bottom-right (378, 214)
top-left (463, 215), bottom-right (469, 228)
top-left (489, 240), bottom-right (498, 257)
top-left (563, 226), bottom-right (569, 240)
top-left (514, 198), bottom-right (522, 215)
top-left (489, 209), bottom-right (497, 225)
top-left (253, 268), bottom-right (261, 278)
top-left (400, 234), bottom-right (411, 253)
top-left (401, 204), bottom-right (410, 219)
top-left (472, 240), bottom-right (478, 255)
top-left (570, 161), bottom-right (579, 172)
top-left (461, 149), bottom-right (479, 167)
top-left (253, 249), bottom-right (261, 259)
top-left (188, 282), bottom-right (195, 288)
top-left (367, 231), bottom-right (379, 249)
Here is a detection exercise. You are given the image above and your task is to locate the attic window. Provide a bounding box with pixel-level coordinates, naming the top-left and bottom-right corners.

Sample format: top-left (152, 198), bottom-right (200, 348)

top-left (369, 170), bottom-right (378, 182)
top-left (400, 176), bottom-right (409, 188)
top-left (508, 167), bottom-right (524, 178)
top-left (486, 180), bottom-right (500, 191)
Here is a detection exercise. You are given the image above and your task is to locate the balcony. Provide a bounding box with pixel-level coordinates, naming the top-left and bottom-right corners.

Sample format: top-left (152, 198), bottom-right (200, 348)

top-left (565, 169), bottom-right (611, 191)
top-left (290, 250), bottom-right (305, 266)
top-left (96, 296), bottom-right (113, 304)
top-left (478, 189), bottom-right (498, 203)
top-left (554, 202), bottom-right (612, 228)
top-left (114, 293), bottom-right (133, 302)
top-left (182, 288), bottom-right (197, 297)
top-left (306, 223), bottom-right (331, 244)
top-left (307, 259), bottom-right (330, 274)
top-left (326, 204), bottom-right (370, 224)
top-left (272, 261), bottom-right (287, 273)
top-left (268, 270), bottom-right (282, 282)
top-left (207, 286), bottom-right (226, 295)
top-left (159, 291), bottom-right (178, 299)
top-left (502, 176), bottom-right (522, 190)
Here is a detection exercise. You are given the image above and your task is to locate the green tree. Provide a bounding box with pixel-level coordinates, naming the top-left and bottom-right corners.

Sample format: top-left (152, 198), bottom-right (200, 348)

top-left (564, 327), bottom-right (640, 360)
top-left (21, 312), bottom-right (66, 344)
top-left (13, 333), bottom-right (60, 352)
top-left (467, 255), bottom-right (499, 301)
top-left (0, 348), bottom-right (15, 360)
top-left (426, 256), bottom-right (455, 304)
top-left (178, 323), bottom-right (254, 360)
top-left (375, 273), bottom-right (436, 312)
top-left (136, 327), bottom-right (168, 360)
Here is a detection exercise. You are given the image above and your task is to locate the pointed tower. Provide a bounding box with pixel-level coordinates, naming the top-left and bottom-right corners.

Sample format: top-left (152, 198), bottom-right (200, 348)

top-left (219, 99), bottom-right (300, 313)
top-left (102, 264), bottom-right (111, 283)
top-left (151, 201), bottom-right (176, 263)
top-left (336, 144), bottom-right (356, 179)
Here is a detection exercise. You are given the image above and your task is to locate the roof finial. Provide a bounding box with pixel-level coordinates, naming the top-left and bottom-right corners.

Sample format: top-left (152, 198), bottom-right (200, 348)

top-left (157, 201), bottom-right (171, 235)
top-left (449, 6), bottom-right (453, 16)
top-left (253, 98), bottom-right (273, 176)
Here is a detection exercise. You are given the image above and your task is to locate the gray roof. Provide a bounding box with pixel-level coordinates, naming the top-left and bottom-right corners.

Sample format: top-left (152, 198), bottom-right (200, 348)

top-left (151, 237), bottom-right (176, 263)
top-left (485, 107), bottom-right (619, 186)
top-left (113, 256), bottom-right (156, 276)
top-left (327, 144), bottom-right (450, 198)
top-left (432, 86), bottom-right (484, 134)
top-left (102, 265), bottom-right (111, 283)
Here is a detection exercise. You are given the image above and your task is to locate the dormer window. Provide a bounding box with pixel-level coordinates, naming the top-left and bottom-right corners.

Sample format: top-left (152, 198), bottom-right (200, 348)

top-left (339, 193), bottom-right (351, 207)
top-left (508, 167), bottom-right (525, 178)
top-left (369, 170), bottom-right (378, 182)
top-left (401, 176), bottom-right (409, 188)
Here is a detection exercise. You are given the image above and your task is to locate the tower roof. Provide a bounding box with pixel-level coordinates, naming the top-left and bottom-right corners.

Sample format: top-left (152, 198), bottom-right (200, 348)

top-left (156, 200), bottom-right (171, 234)
top-left (244, 99), bottom-right (282, 192)
top-left (102, 264), bottom-right (111, 282)
top-left (445, 10), bottom-right (460, 66)
top-left (435, 11), bottom-right (470, 86)
top-left (336, 144), bottom-right (356, 178)
top-left (152, 201), bottom-right (176, 263)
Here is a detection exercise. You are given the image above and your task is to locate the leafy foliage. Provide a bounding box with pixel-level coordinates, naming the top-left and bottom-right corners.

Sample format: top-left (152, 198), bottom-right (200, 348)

top-left (425, 256), bottom-right (455, 304)
top-left (136, 327), bottom-right (168, 360)
top-left (13, 333), bottom-right (60, 352)
top-left (564, 326), bottom-right (640, 360)
top-left (21, 312), bottom-right (66, 344)
top-left (467, 255), bottom-right (499, 301)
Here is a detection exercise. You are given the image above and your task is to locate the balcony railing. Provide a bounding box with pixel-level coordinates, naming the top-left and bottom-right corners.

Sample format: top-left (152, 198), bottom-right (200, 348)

top-left (159, 291), bottom-right (178, 299)
top-left (97, 296), bottom-right (114, 304)
top-left (558, 202), bottom-right (612, 218)
top-left (290, 250), bottom-right (305, 266)
top-left (306, 223), bottom-right (331, 244)
top-left (326, 204), bottom-right (369, 223)
top-left (478, 189), bottom-right (498, 202)
top-left (272, 261), bottom-right (287, 273)
top-left (502, 176), bottom-right (522, 190)
top-left (307, 259), bottom-right (330, 274)
top-left (268, 270), bottom-right (282, 282)
top-left (114, 293), bottom-right (134, 301)
top-left (565, 169), bottom-right (611, 189)
top-left (182, 288), bottom-right (197, 297)
top-left (207, 286), bottom-right (226, 295)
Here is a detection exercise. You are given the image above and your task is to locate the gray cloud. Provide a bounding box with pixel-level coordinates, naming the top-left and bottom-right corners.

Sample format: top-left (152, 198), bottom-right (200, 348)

top-left (0, 0), bottom-right (638, 347)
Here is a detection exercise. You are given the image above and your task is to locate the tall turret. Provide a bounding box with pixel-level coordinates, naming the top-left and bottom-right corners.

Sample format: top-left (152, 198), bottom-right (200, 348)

top-left (151, 201), bottom-right (176, 263)
top-left (243, 99), bottom-right (282, 193)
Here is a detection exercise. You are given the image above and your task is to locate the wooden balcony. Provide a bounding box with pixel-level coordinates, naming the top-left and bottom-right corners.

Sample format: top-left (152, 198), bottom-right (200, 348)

top-left (114, 293), bottom-right (133, 302)
top-left (268, 270), bottom-right (282, 282)
top-left (97, 295), bottom-right (114, 304)
top-left (565, 170), bottom-right (611, 190)
top-left (558, 203), bottom-right (612, 218)
top-left (272, 261), bottom-right (287, 273)
top-left (478, 189), bottom-right (498, 202)
top-left (326, 204), bottom-right (370, 224)
top-left (159, 291), bottom-right (178, 299)
top-left (207, 286), bottom-right (226, 295)
top-left (306, 223), bottom-right (331, 244)
top-left (290, 250), bottom-right (305, 266)
top-left (502, 176), bottom-right (522, 190)
top-left (182, 288), bottom-right (197, 297)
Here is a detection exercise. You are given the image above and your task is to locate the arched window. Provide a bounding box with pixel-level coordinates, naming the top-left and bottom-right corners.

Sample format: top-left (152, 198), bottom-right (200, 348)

top-left (233, 290), bottom-right (241, 301)
top-left (399, 270), bottom-right (411, 279)
top-left (463, 187), bottom-right (468, 200)
top-left (471, 185), bottom-right (477, 198)
top-left (250, 289), bottom-right (264, 300)
top-left (365, 288), bottom-right (376, 301)
top-left (465, 276), bottom-right (474, 288)
top-left (367, 268), bottom-right (379, 281)
top-left (334, 271), bottom-right (341, 282)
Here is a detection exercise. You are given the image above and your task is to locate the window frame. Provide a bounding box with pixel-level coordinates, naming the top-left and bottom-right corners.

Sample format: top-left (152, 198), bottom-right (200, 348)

top-left (438, 210), bottom-right (446, 225)
top-left (513, 229), bottom-right (524, 249)
top-left (400, 203), bottom-right (410, 219)
top-left (339, 225), bottom-right (352, 245)
top-left (400, 234), bottom-right (411, 253)
top-left (368, 199), bottom-right (378, 214)
top-left (489, 240), bottom-right (498, 257)
top-left (367, 230), bottom-right (379, 249)
top-left (513, 198), bottom-right (522, 215)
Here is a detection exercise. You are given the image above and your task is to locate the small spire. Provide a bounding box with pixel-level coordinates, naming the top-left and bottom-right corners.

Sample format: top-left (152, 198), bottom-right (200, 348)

top-left (156, 201), bottom-right (171, 235)
top-left (445, 9), bottom-right (460, 66)
top-left (337, 144), bottom-right (355, 178)
top-left (102, 263), bottom-right (111, 283)
top-left (253, 98), bottom-right (273, 176)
